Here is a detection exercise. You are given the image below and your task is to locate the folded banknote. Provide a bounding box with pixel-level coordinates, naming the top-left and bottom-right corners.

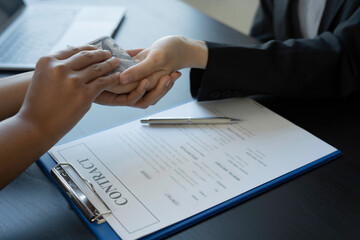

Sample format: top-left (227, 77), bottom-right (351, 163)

top-left (88, 36), bottom-right (137, 73)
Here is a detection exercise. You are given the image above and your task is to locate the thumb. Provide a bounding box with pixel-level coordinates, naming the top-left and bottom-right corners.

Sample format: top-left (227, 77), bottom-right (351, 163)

top-left (126, 48), bottom-right (144, 57)
top-left (120, 57), bottom-right (158, 84)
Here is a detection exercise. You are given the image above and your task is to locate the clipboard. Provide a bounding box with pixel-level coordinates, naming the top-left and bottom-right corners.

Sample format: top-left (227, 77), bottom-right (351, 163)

top-left (37, 149), bottom-right (342, 240)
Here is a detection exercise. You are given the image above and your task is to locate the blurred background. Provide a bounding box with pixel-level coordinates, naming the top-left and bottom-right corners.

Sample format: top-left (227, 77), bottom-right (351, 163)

top-left (182, 0), bottom-right (259, 34)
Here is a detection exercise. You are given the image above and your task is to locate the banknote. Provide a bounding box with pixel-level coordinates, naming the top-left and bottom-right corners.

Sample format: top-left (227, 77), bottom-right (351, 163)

top-left (88, 36), bottom-right (137, 73)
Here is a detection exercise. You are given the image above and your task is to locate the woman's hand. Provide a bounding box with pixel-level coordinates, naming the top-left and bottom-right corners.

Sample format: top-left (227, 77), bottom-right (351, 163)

top-left (102, 36), bottom-right (207, 107)
top-left (105, 47), bottom-right (182, 94)
top-left (120, 36), bottom-right (208, 86)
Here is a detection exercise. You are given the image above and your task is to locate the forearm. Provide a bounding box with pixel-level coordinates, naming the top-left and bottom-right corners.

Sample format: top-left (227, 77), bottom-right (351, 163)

top-left (0, 46), bottom-right (124, 189)
top-left (0, 114), bottom-right (58, 189)
top-left (0, 71), bottom-right (33, 120)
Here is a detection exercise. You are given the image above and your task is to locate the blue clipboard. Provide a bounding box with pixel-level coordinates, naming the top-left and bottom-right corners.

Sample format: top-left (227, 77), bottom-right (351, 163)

top-left (37, 149), bottom-right (342, 240)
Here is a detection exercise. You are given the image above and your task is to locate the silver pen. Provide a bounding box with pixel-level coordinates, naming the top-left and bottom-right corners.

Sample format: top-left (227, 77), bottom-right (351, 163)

top-left (140, 117), bottom-right (241, 125)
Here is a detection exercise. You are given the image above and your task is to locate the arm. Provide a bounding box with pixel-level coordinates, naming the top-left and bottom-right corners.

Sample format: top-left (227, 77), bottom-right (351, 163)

top-left (120, 5), bottom-right (359, 101)
top-left (0, 71), bottom-right (32, 121)
top-left (191, 6), bottom-right (360, 100)
top-left (0, 46), bottom-right (122, 189)
top-left (0, 44), bottom-right (182, 188)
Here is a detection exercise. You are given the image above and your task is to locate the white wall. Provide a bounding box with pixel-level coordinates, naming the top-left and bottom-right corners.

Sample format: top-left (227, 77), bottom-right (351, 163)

top-left (181, 0), bottom-right (259, 34)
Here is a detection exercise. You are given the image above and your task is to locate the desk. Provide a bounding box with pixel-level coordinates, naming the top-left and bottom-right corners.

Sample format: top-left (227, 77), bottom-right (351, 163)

top-left (1, 0), bottom-right (359, 240)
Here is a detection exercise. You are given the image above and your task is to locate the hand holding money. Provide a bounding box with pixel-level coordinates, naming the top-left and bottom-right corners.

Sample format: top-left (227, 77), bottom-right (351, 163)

top-left (89, 36), bottom-right (137, 73)
top-left (88, 36), bottom-right (182, 106)
top-left (88, 36), bottom-right (143, 94)
top-left (119, 35), bottom-right (207, 86)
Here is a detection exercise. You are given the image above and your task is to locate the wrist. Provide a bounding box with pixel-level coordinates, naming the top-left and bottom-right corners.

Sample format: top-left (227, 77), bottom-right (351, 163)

top-left (180, 37), bottom-right (208, 69)
top-left (13, 113), bottom-right (46, 142)
top-left (15, 110), bottom-right (59, 146)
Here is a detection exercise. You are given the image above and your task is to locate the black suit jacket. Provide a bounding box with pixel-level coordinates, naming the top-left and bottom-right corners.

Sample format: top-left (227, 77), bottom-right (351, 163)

top-left (190, 0), bottom-right (360, 100)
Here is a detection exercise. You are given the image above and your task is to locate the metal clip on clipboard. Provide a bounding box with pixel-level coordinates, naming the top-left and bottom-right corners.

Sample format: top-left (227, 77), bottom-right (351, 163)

top-left (51, 163), bottom-right (112, 224)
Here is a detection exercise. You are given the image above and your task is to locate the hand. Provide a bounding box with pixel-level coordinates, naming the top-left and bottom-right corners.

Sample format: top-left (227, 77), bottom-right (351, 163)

top-left (101, 46), bottom-right (182, 108)
top-left (95, 71), bottom-right (181, 108)
top-left (18, 45), bottom-right (121, 139)
top-left (120, 36), bottom-right (208, 86)
top-left (102, 36), bottom-right (206, 108)
top-left (105, 48), bottom-right (181, 94)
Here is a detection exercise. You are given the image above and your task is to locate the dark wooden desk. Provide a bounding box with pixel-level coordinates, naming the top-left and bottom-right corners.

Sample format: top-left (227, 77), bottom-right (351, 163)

top-left (1, 0), bottom-right (359, 240)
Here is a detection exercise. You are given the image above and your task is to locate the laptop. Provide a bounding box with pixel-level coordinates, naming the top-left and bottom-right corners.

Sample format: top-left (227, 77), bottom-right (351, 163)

top-left (0, 0), bottom-right (126, 70)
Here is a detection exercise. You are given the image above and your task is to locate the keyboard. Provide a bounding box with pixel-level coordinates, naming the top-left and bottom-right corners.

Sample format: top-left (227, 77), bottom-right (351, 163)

top-left (0, 7), bottom-right (79, 65)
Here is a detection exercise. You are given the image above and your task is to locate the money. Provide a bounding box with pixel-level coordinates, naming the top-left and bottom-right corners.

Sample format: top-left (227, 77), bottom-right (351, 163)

top-left (88, 36), bottom-right (137, 73)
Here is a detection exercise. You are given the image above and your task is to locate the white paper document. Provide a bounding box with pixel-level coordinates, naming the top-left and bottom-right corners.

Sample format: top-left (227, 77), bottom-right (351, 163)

top-left (49, 98), bottom-right (337, 240)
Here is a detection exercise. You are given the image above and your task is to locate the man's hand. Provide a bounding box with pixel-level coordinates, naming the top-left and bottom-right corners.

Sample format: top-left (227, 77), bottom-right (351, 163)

top-left (18, 45), bottom-right (121, 139)
top-left (0, 45), bottom-right (122, 189)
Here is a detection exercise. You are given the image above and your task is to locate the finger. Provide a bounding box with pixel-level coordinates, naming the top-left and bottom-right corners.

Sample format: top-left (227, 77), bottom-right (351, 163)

top-left (80, 57), bottom-right (120, 83)
top-left (51, 45), bottom-right (97, 60)
top-left (150, 76), bottom-right (175, 105)
top-left (88, 72), bottom-right (121, 97)
top-left (120, 56), bottom-right (161, 84)
top-left (170, 71), bottom-right (182, 81)
top-left (144, 70), bottom-right (177, 90)
top-left (105, 81), bottom-right (138, 94)
top-left (94, 91), bottom-right (119, 106)
top-left (142, 70), bottom-right (180, 91)
top-left (122, 79), bottom-right (150, 106)
top-left (151, 82), bottom-right (174, 105)
top-left (66, 49), bottom-right (112, 70)
top-left (133, 76), bottom-right (172, 108)
top-left (131, 49), bottom-right (148, 63)
top-left (126, 49), bottom-right (144, 57)
top-left (95, 79), bottom-right (149, 106)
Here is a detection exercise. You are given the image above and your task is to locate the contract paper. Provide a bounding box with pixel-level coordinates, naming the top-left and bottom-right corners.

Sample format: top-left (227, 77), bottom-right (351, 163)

top-left (49, 98), bottom-right (337, 240)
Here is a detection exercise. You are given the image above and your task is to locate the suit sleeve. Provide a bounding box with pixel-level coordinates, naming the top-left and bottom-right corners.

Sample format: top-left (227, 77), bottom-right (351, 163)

top-left (190, 6), bottom-right (360, 100)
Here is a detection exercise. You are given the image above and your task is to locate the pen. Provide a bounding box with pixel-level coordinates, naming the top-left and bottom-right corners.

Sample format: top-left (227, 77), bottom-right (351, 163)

top-left (140, 117), bottom-right (241, 125)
